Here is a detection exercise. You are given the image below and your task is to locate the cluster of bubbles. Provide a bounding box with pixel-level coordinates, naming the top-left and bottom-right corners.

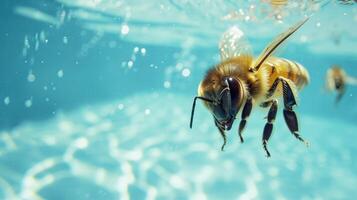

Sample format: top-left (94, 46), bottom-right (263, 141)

top-left (162, 39), bottom-right (198, 90)
top-left (22, 31), bottom-right (48, 57)
top-left (121, 46), bottom-right (147, 70)
top-left (163, 62), bottom-right (192, 90)
top-left (2, 29), bottom-right (67, 109)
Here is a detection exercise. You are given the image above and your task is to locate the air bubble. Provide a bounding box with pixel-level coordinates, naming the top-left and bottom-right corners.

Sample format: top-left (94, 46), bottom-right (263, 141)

top-left (63, 36), bottom-right (68, 44)
top-left (121, 24), bottom-right (130, 35)
top-left (4, 96), bottom-right (10, 105)
top-left (118, 103), bottom-right (124, 110)
top-left (57, 70), bottom-right (64, 78)
top-left (40, 31), bottom-right (46, 42)
top-left (182, 68), bottom-right (191, 77)
top-left (76, 137), bottom-right (89, 149)
top-left (25, 98), bottom-right (33, 108)
top-left (24, 36), bottom-right (30, 48)
top-left (128, 60), bottom-right (134, 68)
top-left (164, 81), bottom-right (171, 89)
top-left (141, 48), bottom-right (146, 56)
top-left (27, 71), bottom-right (36, 82)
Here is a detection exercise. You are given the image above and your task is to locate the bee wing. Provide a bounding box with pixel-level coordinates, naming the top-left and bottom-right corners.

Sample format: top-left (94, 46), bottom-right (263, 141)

top-left (250, 17), bottom-right (309, 72)
top-left (325, 68), bottom-right (335, 91)
top-left (219, 26), bottom-right (253, 61)
top-left (346, 76), bottom-right (357, 86)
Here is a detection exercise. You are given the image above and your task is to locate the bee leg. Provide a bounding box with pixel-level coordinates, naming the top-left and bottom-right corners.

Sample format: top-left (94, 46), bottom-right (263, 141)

top-left (280, 78), bottom-right (309, 146)
top-left (335, 89), bottom-right (345, 105)
top-left (238, 97), bottom-right (253, 143)
top-left (218, 128), bottom-right (227, 151)
top-left (265, 77), bottom-right (281, 99)
top-left (262, 99), bottom-right (278, 158)
top-left (215, 120), bottom-right (227, 151)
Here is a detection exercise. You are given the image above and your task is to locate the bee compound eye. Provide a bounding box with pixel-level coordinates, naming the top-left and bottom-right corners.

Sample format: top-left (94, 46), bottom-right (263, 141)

top-left (227, 78), bottom-right (241, 111)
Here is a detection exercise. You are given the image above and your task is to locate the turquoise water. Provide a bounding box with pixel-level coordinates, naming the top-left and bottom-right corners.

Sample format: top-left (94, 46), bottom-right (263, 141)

top-left (1, 0), bottom-right (357, 200)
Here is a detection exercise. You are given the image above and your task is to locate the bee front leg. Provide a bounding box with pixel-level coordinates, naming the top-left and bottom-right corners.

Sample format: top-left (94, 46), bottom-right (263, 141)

top-left (335, 88), bottom-right (345, 104)
top-left (280, 78), bottom-right (309, 146)
top-left (238, 97), bottom-right (253, 143)
top-left (215, 120), bottom-right (227, 151)
top-left (262, 99), bottom-right (278, 158)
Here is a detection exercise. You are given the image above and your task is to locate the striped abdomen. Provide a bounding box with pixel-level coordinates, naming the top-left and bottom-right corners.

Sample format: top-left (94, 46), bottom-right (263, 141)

top-left (264, 57), bottom-right (310, 90)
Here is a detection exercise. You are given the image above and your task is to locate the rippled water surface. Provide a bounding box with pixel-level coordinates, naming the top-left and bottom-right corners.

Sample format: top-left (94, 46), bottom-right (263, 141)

top-left (1, 0), bottom-right (357, 200)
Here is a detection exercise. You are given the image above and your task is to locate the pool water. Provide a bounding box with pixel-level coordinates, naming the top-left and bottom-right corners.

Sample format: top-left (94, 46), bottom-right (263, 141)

top-left (0, 1), bottom-right (356, 200)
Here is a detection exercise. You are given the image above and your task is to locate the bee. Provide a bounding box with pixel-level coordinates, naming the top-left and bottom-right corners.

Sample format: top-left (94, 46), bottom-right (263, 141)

top-left (335, 0), bottom-right (356, 5)
top-left (326, 66), bottom-right (357, 103)
top-left (190, 18), bottom-right (310, 157)
top-left (260, 0), bottom-right (289, 21)
top-left (312, 0), bottom-right (356, 6)
top-left (268, 0), bottom-right (289, 6)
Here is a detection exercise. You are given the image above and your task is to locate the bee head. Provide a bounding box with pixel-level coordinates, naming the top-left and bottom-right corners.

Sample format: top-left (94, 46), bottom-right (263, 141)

top-left (190, 76), bottom-right (246, 130)
top-left (210, 77), bottom-right (244, 130)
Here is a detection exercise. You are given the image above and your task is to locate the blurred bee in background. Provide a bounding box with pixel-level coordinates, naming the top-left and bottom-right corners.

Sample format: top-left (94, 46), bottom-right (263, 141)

top-left (312, 0), bottom-right (356, 5)
top-left (335, 0), bottom-right (356, 5)
top-left (268, 0), bottom-right (289, 6)
top-left (190, 18), bottom-right (310, 157)
top-left (326, 66), bottom-right (357, 103)
top-left (261, 0), bottom-right (289, 21)
top-left (265, 0), bottom-right (357, 18)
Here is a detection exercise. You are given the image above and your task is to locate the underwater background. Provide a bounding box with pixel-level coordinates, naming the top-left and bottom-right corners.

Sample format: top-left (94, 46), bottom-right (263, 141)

top-left (0, 0), bottom-right (357, 199)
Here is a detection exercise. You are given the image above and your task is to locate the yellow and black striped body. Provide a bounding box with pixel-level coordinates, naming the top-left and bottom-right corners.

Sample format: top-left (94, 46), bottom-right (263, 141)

top-left (195, 54), bottom-right (310, 155)
top-left (198, 55), bottom-right (309, 111)
top-left (259, 57), bottom-right (310, 102)
top-left (264, 57), bottom-right (309, 89)
top-left (192, 18), bottom-right (310, 156)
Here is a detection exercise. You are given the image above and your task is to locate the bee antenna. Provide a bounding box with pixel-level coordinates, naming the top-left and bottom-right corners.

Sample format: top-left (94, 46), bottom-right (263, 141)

top-left (190, 96), bottom-right (215, 129)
